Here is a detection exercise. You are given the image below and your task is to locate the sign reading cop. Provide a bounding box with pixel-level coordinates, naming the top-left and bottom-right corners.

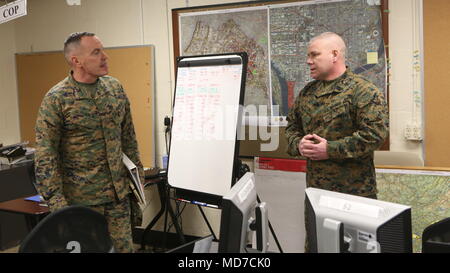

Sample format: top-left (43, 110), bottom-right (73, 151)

top-left (0, 0), bottom-right (27, 24)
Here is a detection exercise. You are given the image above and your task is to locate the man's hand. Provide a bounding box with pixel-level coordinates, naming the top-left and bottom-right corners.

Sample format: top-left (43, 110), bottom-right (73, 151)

top-left (298, 134), bottom-right (329, 161)
top-left (298, 134), bottom-right (314, 156)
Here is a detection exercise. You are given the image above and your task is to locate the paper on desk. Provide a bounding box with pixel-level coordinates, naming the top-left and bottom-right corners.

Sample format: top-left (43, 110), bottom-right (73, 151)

top-left (25, 195), bottom-right (43, 202)
top-left (122, 153), bottom-right (146, 207)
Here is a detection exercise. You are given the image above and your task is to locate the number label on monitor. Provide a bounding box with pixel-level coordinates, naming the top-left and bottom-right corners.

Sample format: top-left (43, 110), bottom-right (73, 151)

top-left (319, 196), bottom-right (381, 218)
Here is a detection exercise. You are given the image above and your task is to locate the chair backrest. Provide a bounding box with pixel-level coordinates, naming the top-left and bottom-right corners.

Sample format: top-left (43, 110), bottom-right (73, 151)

top-left (19, 205), bottom-right (114, 253)
top-left (422, 217), bottom-right (450, 253)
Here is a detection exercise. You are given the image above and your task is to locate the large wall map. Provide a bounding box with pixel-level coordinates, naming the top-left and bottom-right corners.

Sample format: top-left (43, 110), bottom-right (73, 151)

top-left (179, 0), bottom-right (386, 117)
top-left (377, 170), bottom-right (450, 253)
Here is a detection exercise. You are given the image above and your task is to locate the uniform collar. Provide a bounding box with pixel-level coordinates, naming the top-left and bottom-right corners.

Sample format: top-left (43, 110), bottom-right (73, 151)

top-left (68, 71), bottom-right (108, 99)
top-left (315, 69), bottom-right (352, 98)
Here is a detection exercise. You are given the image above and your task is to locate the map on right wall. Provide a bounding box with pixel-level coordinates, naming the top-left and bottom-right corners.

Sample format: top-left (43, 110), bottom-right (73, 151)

top-left (376, 169), bottom-right (450, 253)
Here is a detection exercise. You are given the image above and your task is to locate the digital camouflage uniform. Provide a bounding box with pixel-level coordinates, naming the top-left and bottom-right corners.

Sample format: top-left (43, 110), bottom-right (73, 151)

top-left (286, 70), bottom-right (389, 196)
top-left (286, 70), bottom-right (388, 252)
top-left (35, 72), bottom-right (144, 253)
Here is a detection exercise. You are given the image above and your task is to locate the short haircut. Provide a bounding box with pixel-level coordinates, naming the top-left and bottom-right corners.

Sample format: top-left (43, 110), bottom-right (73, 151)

top-left (309, 32), bottom-right (347, 59)
top-left (63, 32), bottom-right (95, 63)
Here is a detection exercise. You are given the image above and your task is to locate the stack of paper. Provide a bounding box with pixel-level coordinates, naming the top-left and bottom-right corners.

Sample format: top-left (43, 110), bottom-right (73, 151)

top-left (122, 153), bottom-right (146, 207)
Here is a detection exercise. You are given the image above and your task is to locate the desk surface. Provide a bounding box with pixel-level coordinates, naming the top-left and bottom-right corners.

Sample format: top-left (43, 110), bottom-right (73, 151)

top-left (0, 196), bottom-right (49, 215)
top-left (0, 174), bottom-right (163, 216)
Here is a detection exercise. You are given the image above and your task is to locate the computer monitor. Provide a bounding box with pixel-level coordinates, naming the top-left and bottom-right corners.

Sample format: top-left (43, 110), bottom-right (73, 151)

top-left (218, 172), bottom-right (268, 253)
top-left (165, 235), bottom-right (214, 253)
top-left (0, 162), bottom-right (37, 202)
top-left (305, 187), bottom-right (412, 253)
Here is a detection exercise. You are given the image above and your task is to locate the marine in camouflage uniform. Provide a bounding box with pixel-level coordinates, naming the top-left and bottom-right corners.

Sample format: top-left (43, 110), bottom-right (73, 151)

top-left (285, 32), bottom-right (388, 252)
top-left (286, 70), bottom-right (389, 197)
top-left (34, 33), bottom-right (144, 253)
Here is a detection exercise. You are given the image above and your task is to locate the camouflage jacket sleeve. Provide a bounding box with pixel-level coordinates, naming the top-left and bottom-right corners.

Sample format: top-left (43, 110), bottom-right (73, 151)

top-left (327, 84), bottom-right (389, 159)
top-left (34, 92), bottom-right (69, 211)
top-left (120, 90), bottom-right (145, 185)
top-left (285, 94), bottom-right (305, 157)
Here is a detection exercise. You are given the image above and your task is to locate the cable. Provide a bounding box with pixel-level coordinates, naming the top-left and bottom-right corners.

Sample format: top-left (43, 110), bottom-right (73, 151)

top-left (167, 200), bottom-right (186, 233)
top-left (165, 131), bottom-right (170, 156)
top-left (164, 116), bottom-right (171, 155)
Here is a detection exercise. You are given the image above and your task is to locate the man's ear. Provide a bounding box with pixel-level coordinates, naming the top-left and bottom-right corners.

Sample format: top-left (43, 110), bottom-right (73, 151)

top-left (70, 55), bottom-right (81, 67)
top-left (332, 50), bottom-right (338, 62)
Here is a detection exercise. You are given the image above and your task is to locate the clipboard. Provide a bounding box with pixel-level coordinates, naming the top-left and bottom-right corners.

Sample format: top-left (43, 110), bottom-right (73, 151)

top-left (122, 153), bottom-right (146, 207)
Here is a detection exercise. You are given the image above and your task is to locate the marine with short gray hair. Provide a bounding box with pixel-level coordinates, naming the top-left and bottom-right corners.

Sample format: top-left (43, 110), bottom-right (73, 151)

top-left (34, 32), bottom-right (144, 253)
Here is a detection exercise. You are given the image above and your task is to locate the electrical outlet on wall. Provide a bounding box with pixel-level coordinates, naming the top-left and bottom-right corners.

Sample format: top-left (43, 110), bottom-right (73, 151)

top-left (411, 125), bottom-right (423, 141)
top-left (404, 123), bottom-right (423, 141)
top-left (404, 124), bottom-right (413, 140)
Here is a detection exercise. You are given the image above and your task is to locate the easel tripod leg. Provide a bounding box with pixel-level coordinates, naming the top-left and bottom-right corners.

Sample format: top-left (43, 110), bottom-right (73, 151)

top-left (197, 205), bottom-right (217, 241)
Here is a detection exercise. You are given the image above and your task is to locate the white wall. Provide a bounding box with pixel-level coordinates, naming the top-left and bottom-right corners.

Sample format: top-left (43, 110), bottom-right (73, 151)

top-left (388, 0), bottom-right (424, 162)
top-left (0, 20), bottom-right (19, 146)
top-left (0, 0), bottom-right (426, 237)
top-left (14, 0), bottom-right (145, 52)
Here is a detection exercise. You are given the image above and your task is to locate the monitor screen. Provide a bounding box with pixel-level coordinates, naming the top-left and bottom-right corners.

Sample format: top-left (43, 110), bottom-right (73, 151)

top-left (305, 187), bottom-right (412, 253)
top-left (165, 235), bottom-right (214, 253)
top-left (218, 172), bottom-right (257, 253)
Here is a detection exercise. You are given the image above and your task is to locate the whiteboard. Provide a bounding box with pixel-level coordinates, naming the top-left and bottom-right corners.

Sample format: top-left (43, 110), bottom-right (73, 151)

top-left (168, 53), bottom-right (247, 202)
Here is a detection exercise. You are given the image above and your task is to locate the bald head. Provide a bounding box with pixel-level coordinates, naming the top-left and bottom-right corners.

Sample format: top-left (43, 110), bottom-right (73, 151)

top-left (306, 32), bottom-right (347, 81)
top-left (309, 32), bottom-right (347, 60)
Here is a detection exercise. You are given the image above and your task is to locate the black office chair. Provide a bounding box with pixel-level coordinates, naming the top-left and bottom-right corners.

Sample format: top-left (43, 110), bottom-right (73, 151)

top-left (19, 205), bottom-right (114, 253)
top-left (422, 217), bottom-right (450, 253)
